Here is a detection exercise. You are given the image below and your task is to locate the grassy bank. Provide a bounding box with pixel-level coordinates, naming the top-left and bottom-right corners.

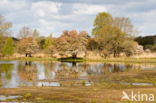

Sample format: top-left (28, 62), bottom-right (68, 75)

top-left (0, 84), bottom-right (156, 103)
top-left (85, 57), bottom-right (156, 64)
top-left (0, 57), bottom-right (156, 64)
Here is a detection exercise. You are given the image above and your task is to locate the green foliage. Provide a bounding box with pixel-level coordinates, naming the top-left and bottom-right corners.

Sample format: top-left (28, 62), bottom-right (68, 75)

top-left (135, 35), bottom-right (156, 46)
top-left (43, 35), bottom-right (56, 54)
top-left (0, 15), bottom-right (12, 54)
top-left (135, 35), bottom-right (156, 51)
top-left (92, 12), bottom-right (113, 37)
top-left (43, 35), bottom-right (53, 50)
top-left (0, 64), bottom-right (14, 80)
top-left (122, 39), bottom-right (138, 56)
top-left (87, 38), bottom-right (99, 50)
top-left (92, 12), bottom-right (137, 57)
top-left (0, 35), bottom-right (4, 54)
top-left (2, 37), bottom-right (14, 56)
top-left (37, 37), bottom-right (45, 50)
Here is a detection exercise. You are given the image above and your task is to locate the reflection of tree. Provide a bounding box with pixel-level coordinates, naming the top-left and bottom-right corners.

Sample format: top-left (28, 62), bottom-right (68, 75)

top-left (102, 63), bottom-right (110, 74)
top-left (25, 61), bottom-right (32, 66)
top-left (18, 62), bottom-right (37, 81)
top-left (0, 64), bottom-right (14, 80)
top-left (59, 63), bottom-right (68, 68)
top-left (79, 63), bottom-right (90, 70)
top-left (87, 64), bottom-right (104, 75)
top-left (110, 64), bottom-right (123, 73)
top-left (102, 63), bottom-right (124, 73)
top-left (125, 64), bottom-right (132, 71)
top-left (44, 62), bottom-right (56, 79)
top-left (44, 62), bottom-right (56, 70)
top-left (71, 62), bottom-right (76, 67)
top-left (56, 63), bottom-right (79, 80)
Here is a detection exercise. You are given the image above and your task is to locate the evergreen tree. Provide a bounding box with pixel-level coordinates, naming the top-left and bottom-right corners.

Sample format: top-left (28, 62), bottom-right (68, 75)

top-left (2, 37), bottom-right (14, 56)
top-left (43, 34), bottom-right (53, 50)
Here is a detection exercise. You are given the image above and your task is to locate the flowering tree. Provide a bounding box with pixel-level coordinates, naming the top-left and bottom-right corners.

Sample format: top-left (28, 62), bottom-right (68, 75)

top-left (56, 30), bottom-right (88, 58)
top-left (17, 37), bottom-right (39, 57)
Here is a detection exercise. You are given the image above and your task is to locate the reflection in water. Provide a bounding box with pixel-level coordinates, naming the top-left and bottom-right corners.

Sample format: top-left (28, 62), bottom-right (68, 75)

top-left (85, 81), bottom-right (92, 86)
top-left (0, 61), bottom-right (156, 88)
top-left (0, 64), bottom-right (14, 80)
top-left (25, 61), bottom-right (32, 66)
top-left (131, 82), bottom-right (153, 86)
top-left (109, 64), bottom-right (125, 73)
top-left (0, 95), bottom-right (22, 101)
top-left (37, 82), bottom-right (60, 87)
top-left (18, 62), bottom-right (37, 81)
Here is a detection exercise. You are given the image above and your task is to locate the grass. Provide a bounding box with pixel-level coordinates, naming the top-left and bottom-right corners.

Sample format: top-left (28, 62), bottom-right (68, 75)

top-left (85, 57), bottom-right (156, 64)
top-left (0, 85), bottom-right (156, 103)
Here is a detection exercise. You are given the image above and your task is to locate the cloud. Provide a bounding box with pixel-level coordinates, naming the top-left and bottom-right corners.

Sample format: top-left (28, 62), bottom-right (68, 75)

top-left (129, 9), bottom-right (156, 36)
top-left (73, 4), bottom-right (107, 15)
top-left (32, 1), bottom-right (62, 17)
top-left (0, 0), bottom-right (29, 13)
top-left (1, 0), bottom-right (156, 37)
top-left (50, 0), bottom-right (144, 5)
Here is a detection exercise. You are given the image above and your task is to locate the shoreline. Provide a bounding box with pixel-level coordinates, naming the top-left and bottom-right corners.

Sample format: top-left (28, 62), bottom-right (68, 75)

top-left (0, 57), bottom-right (156, 64)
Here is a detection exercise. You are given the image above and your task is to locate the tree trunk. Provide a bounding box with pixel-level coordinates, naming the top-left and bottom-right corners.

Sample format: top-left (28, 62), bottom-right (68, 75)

top-left (72, 53), bottom-right (77, 59)
top-left (25, 53), bottom-right (28, 57)
top-left (113, 52), bottom-right (116, 57)
top-left (25, 53), bottom-right (32, 57)
top-left (28, 53), bottom-right (31, 57)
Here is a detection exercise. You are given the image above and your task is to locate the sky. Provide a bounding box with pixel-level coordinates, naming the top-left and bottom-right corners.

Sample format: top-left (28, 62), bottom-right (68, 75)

top-left (0, 0), bottom-right (156, 37)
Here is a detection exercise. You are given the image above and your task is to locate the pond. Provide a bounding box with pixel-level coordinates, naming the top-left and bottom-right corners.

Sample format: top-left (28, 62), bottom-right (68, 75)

top-left (0, 60), bottom-right (156, 88)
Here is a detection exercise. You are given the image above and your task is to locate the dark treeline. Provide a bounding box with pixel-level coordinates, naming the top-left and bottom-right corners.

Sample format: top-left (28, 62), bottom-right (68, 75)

top-left (0, 12), bottom-right (153, 58)
top-left (135, 35), bottom-right (156, 51)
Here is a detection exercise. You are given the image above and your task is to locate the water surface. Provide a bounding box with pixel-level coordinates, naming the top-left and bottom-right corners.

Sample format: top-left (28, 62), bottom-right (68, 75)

top-left (0, 60), bottom-right (156, 88)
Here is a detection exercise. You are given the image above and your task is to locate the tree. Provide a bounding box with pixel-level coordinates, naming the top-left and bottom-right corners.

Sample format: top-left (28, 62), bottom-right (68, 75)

top-left (113, 17), bottom-right (137, 36)
top-left (92, 12), bottom-right (137, 57)
top-left (2, 37), bottom-right (14, 56)
top-left (37, 37), bottom-right (46, 50)
top-left (121, 39), bottom-right (138, 56)
top-left (18, 27), bottom-right (32, 39)
top-left (0, 15), bottom-right (12, 54)
top-left (56, 30), bottom-right (88, 58)
top-left (87, 38), bottom-right (98, 51)
top-left (43, 34), bottom-right (56, 55)
top-left (0, 15), bottom-right (12, 36)
top-left (0, 34), bottom-right (5, 54)
top-left (92, 12), bottom-right (113, 38)
top-left (135, 35), bottom-right (156, 51)
top-left (17, 37), bottom-right (39, 57)
top-left (43, 34), bottom-right (53, 50)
